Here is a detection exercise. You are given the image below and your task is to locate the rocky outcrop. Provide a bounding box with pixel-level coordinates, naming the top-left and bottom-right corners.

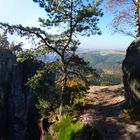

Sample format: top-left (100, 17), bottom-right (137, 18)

top-left (0, 49), bottom-right (52, 140)
top-left (122, 39), bottom-right (140, 115)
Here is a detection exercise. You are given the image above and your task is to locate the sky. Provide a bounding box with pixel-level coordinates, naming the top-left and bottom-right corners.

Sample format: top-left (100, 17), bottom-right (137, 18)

top-left (0, 0), bottom-right (134, 50)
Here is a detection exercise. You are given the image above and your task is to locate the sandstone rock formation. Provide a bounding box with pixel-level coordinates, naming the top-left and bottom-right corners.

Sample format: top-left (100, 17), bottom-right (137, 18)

top-left (122, 39), bottom-right (140, 115)
top-left (0, 49), bottom-right (49, 140)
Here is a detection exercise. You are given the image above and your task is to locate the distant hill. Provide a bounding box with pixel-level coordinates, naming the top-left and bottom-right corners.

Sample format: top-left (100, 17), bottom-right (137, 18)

top-left (77, 49), bottom-right (126, 85)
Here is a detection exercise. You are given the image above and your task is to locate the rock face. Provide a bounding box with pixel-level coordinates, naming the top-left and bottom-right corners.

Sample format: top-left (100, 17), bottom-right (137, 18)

top-left (122, 40), bottom-right (140, 114)
top-left (0, 49), bottom-right (48, 140)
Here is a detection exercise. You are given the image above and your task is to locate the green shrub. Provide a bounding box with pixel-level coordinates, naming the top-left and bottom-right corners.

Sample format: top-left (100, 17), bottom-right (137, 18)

top-left (52, 116), bottom-right (102, 140)
top-left (53, 116), bottom-right (83, 140)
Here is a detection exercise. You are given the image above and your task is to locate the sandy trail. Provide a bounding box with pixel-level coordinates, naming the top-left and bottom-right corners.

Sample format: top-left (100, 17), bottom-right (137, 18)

top-left (81, 85), bottom-right (140, 140)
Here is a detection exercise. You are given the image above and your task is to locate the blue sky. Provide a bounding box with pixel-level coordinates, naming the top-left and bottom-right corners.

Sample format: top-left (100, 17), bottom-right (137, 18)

top-left (0, 0), bottom-right (134, 50)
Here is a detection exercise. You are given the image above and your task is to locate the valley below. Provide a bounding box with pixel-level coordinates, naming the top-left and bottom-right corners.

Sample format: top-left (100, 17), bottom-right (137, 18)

top-left (78, 49), bottom-right (126, 85)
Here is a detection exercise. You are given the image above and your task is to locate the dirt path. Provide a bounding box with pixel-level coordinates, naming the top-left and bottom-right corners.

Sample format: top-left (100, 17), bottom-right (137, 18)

top-left (81, 85), bottom-right (140, 140)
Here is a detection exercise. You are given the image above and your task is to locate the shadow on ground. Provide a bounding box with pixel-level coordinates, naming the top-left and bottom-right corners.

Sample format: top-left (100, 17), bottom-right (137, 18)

top-left (82, 85), bottom-right (140, 140)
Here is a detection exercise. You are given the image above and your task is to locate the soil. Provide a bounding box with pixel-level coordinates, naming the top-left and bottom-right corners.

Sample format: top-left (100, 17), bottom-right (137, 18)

top-left (81, 84), bottom-right (140, 140)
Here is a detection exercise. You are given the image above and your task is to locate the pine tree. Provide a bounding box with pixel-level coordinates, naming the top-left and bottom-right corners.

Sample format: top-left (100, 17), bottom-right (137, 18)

top-left (0, 0), bottom-right (103, 118)
top-left (0, 33), bottom-right (9, 49)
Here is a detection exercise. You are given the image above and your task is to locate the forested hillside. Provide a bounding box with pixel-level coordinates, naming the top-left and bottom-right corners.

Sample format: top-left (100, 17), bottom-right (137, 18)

top-left (78, 49), bottom-right (126, 85)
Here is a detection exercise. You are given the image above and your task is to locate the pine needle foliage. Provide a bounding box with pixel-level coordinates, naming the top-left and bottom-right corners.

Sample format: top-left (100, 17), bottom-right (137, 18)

top-left (0, 0), bottom-right (103, 117)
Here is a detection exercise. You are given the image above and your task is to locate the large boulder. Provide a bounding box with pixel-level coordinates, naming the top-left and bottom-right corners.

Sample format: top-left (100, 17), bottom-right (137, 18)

top-left (0, 49), bottom-right (55, 140)
top-left (122, 39), bottom-right (140, 115)
top-left (0, 49), bottom-right (16, 139)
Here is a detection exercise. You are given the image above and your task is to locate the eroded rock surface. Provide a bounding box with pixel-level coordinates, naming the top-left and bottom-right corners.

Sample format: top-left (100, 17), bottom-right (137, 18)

top-left (122, 40), bottom-right (140, 114)
top-left (0, 49), bottom-right (41, 140)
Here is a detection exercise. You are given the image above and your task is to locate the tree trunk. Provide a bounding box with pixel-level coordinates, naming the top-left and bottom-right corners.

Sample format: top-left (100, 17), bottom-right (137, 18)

top-left (58, 83), bottom-right (64, 119)
top-left (134, 0), bottom-right (140, 37)
top-left (58, 0), bottom-right (73, 119)
top-left (59, 63), bottom-right (67, 119)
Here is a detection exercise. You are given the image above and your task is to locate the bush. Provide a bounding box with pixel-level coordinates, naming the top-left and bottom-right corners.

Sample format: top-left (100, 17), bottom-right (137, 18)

top-left (52, 116), bottom-right (102, 140)
top-left (53, 116), bottom-right (83, 140)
